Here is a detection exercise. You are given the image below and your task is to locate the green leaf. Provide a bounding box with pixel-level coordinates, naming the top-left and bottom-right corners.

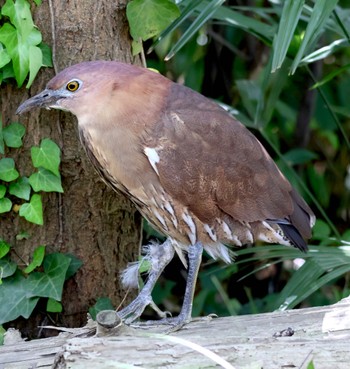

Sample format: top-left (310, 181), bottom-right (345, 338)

top-left (64, 253), bottom-right (83, 280)
top-left (0, 0), bottom-right (43, 87)
top-left (0, 43), bottom-right (11, 69)
top-left (283, 148), bottom-right (318, 165)
top-left (24, 245), bottom-right (45, 274)
top-left (31, 138), bottom-right (61, 176)
top-left (89, 297), bottom-right (115, 320)
top-left (0, 257), bottom-right (17, 278)
top-left (0, 158), bottom-right (19, 182)
top-left (0, 240), bottom-right (10, 259)
top-left (16, 231), bottom-right (30, 241)
top-left (127, 0), bottom-right (180, 42)
top-left (0, 197), bottom-right (12, 213)
top-left (290, 0), bottom-right (339, 74)
top-left (0, 185), bottom-right (6, 199)
top-left (9, 176), bottom-right (31, 200)
top-left (1, 0), bottom-right (34, 36)
top-left (311, 63), bottom-right (350, 89)
top-left (28, 253), bottom-right (71, 300)
top-left (0, 326), bottom-right (5, 346)
top-left (0, 118), bottom-right (4, 154)
top-left (46, 298), bottom-right (62, 313)
top-left (271, 0), bottom-right (304, 72)
top-left (0, 270), bottom-right (40, 324)
top-left (19, 194), bottom-right (43, 225)
top-left (26, 45), bottom-right (42, 88)
top-left (3, 122), bottom-right (25, 148)
top-left (29, 168), bottom-right (63, 193)
top-left (38, 42), bottom-right (52, 67)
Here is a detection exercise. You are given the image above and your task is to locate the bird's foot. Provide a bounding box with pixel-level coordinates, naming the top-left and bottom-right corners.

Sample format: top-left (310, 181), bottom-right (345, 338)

top-left (117, 294), bottom-right (171, 324)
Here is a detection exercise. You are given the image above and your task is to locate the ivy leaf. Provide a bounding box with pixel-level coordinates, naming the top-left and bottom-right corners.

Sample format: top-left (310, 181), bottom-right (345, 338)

top-left (9, 176), bottom-right (31, 200)
top-left (31, 139), bottom-right (61, 177)
top-left (127, 0), bottom-right (180, 42)
top-left (19, 194), bottom-right (43, 225)
top-left (0, 118), bottom-right (4, 154)
top-left (64, 253), bottom-right (83, 280)
top-left (0, 197), bottom-right (12, 214)
top-left (0, 158), bottom-right (19, 182)
top-left (0, 185), bottom-right (6, 199)
top-left (0, 271), bottom-right (40, 324)
top-left (0, 257), bottom-right (17, 278)
top-left (38, 43), bottom-right (52, 67)
top-left (24, 245), bottom-right (45, 274)
top-left (0, 240), bottom-right (10, 259)
top-left (1, 0), bottom-right (34, 37)
top-left (28, 253), bottom-right (71, 300)
top-left (3, 122), bottom-right (25, 148)
top-left (0, 43), bottom-right (11, 69)
top-left (0, 0), bottom-right (43, 87)
top-left (46, 298), bottom-right (62, 313)
top-left (26, 45), bottom-right (42, 88)
top-left (29, 168), bottom-right (63, 193)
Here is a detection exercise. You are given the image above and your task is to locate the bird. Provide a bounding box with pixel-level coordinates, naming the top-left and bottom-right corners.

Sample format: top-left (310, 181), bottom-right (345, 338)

top-left (16, 60), bottom-right (315, 331)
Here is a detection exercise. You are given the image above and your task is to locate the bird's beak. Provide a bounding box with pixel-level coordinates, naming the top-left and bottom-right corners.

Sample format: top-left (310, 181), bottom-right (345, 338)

top-left (16, 89), bottom-right (65, 115)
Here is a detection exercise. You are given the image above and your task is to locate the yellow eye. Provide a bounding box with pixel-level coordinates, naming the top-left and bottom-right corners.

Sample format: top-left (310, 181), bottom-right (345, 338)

top-left (66, 80), bottom-right (80, 92)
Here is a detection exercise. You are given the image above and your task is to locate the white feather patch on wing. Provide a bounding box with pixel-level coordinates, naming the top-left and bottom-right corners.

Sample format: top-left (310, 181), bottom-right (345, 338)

top-left (144, 147), bottom-right (160, 175)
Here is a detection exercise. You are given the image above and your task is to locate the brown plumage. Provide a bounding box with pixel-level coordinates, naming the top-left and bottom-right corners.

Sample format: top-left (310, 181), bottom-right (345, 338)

top-left (17, 61), bottom-right (315, 330)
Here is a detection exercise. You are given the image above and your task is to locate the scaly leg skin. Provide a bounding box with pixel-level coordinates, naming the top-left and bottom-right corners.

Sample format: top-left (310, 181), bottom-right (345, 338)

top-left (117, 239), bottom-right (175, 324)
top-left (144, 242), bottom-right (204, 333)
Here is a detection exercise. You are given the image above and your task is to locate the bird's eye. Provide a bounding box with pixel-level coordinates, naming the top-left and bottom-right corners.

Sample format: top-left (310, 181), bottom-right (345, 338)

top-left (66, 80), bottom-right (80, 92)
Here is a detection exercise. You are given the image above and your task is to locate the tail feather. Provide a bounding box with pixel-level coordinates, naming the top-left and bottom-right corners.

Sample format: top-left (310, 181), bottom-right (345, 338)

top-left (278, 222), bottom-right (308, 252)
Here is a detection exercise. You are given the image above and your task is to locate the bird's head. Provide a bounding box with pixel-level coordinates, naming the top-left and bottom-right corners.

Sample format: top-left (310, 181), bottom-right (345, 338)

top-left (16, 61), bottom-right (169, 122)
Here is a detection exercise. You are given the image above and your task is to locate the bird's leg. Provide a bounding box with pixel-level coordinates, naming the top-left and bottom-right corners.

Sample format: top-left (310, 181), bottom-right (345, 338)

top-left (117, 239), bottom-right (175, 324)
top-left (145, 242), bottom-right (203, 332)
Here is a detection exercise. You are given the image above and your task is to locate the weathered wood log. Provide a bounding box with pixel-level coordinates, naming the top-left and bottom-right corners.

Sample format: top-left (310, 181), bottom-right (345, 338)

top-left (1, 297), bottom-right (349, 369)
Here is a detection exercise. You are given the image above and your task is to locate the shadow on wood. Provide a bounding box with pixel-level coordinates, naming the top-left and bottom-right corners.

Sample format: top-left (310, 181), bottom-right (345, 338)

top-left (0, 297), bottom-right (349, 369)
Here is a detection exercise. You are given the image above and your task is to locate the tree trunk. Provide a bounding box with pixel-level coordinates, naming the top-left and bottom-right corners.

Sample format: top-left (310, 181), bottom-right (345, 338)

top-left (0, 0), bottom-right (141, 337)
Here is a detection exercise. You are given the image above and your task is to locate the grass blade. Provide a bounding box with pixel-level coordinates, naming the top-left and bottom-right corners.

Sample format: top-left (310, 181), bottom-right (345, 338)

top-left (165, 0), bottom-right (225, 61)
top-left (271, 0), bottom-right (305, 72)
top-left (290, 0), bottom-right (339, 74)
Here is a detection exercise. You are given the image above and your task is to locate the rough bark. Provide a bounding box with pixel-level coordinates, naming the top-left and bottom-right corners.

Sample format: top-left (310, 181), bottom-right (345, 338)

top-left (0, 0), bottom-right (141, 337)
top-left (1, 298), bottom-right (350, 369)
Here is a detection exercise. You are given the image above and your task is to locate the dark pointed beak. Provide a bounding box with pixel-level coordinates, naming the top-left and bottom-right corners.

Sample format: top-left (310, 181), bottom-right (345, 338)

top-left (16, 89), bottom-right (64, 115)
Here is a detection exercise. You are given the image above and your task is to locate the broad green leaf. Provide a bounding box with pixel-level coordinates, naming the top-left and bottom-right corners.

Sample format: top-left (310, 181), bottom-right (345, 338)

top-left (283, 148), bottom-right (318, 165)
top-left (26, 45), bottom-right (42, 88)
top-left (0, 117), bottom-right (4, 154)
top-left (290, 0), bottom-right (339, 74)
top-left (46, 298), bottom-right (62, 313)
top-left (3, 122), bottom-right (25, 148)
top-left (9, 176), bottom-right (31, 200)
top-left (0, 326), bottom-right (4, 345)
top-left (127, 0), bottom-right (180, 42)
top-left (0, 43), bottom-right (11, 69)
top-left (0, 185), bottom-right (6, 199)
top-left (19, 194), bottom-right (43, 225)
top-left (89, 297), bottom-right (115, 320)
top-left (0, 240), bottom-right (10, 259)
top-left (271, 0), bottom-right (304, 72)
top-left (0, 197), bottom-right (12, 213)
top-left (0, 158), bottom-right (19, 182)
top-left (0, 271), bottom-right (39, 324)
top-left (0, 257), bottom-right (17, 278)
top-left (31, 139), bottom-right (61, 176)
top-left (64, 253), bottom-right (83, 280)
top-left (24, 245), bottom-right (45, 274)
top-left (29, 168), bottom-right (63, 193)
top-left (38, 42), bottom-right (52, 67)
top-left (1, 0), bottom-right (34, 37)
top-left (312, 219), bottom-right (331, 240)
top-left (28, 253), bottom-right (71, 300)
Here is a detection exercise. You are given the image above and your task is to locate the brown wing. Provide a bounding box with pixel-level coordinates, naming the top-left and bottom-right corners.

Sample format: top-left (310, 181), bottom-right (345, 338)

top-left (144, 83), bottom-right (313, 239)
